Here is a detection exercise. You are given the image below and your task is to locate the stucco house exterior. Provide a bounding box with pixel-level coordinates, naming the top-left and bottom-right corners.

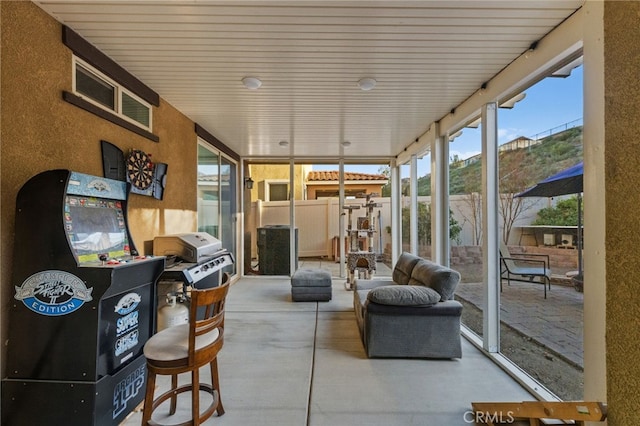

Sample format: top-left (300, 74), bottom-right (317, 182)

top-left (305, 171), bottom-right (388, 199)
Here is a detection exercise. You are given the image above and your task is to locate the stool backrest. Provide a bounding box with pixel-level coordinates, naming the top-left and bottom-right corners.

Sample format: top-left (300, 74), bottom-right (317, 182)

top-left (188, 272), bottom-right (230, 366)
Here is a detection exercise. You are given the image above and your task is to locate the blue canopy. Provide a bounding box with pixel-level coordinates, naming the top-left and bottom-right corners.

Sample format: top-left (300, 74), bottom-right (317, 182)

top-left (517, 161), bottom-right (583, 198)
top-left (516, 161), bottom-right (584, 277)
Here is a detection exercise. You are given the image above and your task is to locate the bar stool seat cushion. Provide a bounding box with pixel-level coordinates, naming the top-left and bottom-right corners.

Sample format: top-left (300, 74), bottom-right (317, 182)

top-left (144, 324), bottom-right (220, 362)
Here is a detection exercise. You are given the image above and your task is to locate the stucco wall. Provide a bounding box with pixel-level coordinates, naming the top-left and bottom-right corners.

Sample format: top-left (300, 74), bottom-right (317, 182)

top-left (1, 2), bottom-right (198, 375)
top-left (248, 163), bottom-right (309, 200)
top-left (604, 1), bottom-right (640, 423)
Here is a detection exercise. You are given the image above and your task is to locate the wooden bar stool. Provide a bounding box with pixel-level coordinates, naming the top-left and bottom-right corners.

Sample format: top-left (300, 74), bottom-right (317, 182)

top-left (142, 273), bottom-right (230, 426)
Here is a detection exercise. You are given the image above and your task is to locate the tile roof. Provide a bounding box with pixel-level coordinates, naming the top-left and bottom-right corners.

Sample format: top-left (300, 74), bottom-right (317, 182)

top-left (307, 171), bottom-right (388, 182)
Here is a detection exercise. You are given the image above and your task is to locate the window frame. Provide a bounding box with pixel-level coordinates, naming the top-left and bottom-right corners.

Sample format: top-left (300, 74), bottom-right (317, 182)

top-left (72, 56), bottom-right (152, 132)
top-left (265, 180), bottom-right (290, 201)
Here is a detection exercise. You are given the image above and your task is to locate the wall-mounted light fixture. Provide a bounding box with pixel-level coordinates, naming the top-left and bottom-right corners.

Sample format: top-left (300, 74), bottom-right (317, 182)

top-left (244, 177), bottom-right (254, 190)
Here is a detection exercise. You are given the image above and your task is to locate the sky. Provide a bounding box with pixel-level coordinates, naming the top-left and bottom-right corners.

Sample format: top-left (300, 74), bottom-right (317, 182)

top-left (449, 65), bottom-right (583, 165)
top-left (317, 65), bottom-right (583, 178)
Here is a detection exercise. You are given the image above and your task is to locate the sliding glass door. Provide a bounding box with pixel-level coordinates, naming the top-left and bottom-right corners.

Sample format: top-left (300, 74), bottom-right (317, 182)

top-left (197, 141), bottom-right (237, 276)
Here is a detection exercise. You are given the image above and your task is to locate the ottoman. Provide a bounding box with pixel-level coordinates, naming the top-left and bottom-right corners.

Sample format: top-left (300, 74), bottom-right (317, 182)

top-left (291, 268), bottom-right (332, 302)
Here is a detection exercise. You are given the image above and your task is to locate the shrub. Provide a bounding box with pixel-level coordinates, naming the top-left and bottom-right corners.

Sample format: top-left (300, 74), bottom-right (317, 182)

top-left (532, 195), bottom-right (582, 226)
top-left (401, 202), bottom-right (462, 245)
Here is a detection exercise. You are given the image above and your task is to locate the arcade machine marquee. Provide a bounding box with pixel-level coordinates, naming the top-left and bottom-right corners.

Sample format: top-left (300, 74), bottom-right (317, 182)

top-left (2, 170), bottom-right (165, 426)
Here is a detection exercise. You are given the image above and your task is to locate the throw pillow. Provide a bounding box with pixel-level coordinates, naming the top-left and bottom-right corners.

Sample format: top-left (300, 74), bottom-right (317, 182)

top-left (391, 252), bottom-right (423, 284)
top-left (408, 261), bottom-right (461, 301)
top-left (367, 285), bottom-right (441, 306)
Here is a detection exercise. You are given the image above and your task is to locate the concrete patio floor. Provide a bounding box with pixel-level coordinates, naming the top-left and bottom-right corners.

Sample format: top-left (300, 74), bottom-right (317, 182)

top-left (122, 270), bottom-right (536, 426)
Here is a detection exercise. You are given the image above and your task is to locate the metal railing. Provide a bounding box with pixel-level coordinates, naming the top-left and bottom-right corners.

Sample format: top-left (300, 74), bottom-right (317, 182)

top-left (530, 117), bottom-right (583, 141)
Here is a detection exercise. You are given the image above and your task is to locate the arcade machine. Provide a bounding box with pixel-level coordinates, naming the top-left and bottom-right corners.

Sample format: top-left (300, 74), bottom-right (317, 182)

top-left (2, 170), bottom-right (165, 426)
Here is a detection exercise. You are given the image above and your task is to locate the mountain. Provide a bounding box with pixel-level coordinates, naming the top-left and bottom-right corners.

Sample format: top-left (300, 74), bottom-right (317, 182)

top-left (413, 126), bottom-right (583, 196)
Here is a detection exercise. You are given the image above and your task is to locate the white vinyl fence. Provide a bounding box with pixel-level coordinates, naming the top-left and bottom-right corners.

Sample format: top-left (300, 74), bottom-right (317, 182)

top-left (248, 195), bottom-right (559, 258)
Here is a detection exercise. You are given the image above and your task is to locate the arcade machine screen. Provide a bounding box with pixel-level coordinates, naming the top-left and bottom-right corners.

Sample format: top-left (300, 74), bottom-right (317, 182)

top-left (65, 196), bottom-right (131, 263)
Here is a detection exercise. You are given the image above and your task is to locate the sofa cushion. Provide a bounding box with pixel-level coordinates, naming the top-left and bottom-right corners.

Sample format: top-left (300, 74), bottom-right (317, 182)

top-left (366, 299), bottom-right (463, 316)
top-left (408, 260), bottom-right (461, 301)
top-left (391, 252), bottom-right (423, 285)
top-left (354, 279), bottom-right (395, 292)
top-left (367, 285), bottom-right (441, 307)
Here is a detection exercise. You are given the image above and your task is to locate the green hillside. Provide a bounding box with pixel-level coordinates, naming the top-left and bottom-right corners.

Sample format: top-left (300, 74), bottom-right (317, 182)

top-left (415, 126), bottom-right (583, 195)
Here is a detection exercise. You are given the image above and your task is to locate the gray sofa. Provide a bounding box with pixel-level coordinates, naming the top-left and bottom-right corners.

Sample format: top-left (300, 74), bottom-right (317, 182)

top-left (353, 252), bottom-right (463, 359)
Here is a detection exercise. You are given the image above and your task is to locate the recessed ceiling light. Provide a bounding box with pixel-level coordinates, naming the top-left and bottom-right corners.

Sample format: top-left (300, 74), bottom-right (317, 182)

top-left (278, 140), bottom-right (289, 147)
top-left (242, 77), bottom-right (262, 90)
top-left (357, 77), bottom-right (376, 91)
top-left (341, 141), bottom-right (351, 147)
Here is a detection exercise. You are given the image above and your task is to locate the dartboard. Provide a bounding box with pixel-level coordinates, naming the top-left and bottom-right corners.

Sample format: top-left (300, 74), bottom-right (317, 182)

top-left (126, 149), bottom-right (154, 190)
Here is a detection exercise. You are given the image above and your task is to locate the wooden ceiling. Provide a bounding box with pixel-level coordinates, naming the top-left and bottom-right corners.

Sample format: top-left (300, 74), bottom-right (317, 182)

top-left (36, 1), bottom-right (583, 161)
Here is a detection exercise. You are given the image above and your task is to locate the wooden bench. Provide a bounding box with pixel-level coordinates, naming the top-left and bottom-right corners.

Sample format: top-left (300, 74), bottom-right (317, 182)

top-left (470, 401), bottom-right (607, 425)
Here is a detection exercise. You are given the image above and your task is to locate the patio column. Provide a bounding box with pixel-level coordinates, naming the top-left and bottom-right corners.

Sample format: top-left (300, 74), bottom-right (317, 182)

top-left (390, 160), bottom-right (401, 264)
top-left (481, 102), bottom-right (500, 352)
top-left (582, 2), bottom-right (608, 406)
top-left (583, 0), bottom-right (640, 413)
top-left (339, 161), bottom-right (346, 277)
top-left (289, 159), bottom-right (296, 276)
top-left (409, 154), bottom-right (418, 255)
top-left (431, 123), bottom-right (450, 266)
